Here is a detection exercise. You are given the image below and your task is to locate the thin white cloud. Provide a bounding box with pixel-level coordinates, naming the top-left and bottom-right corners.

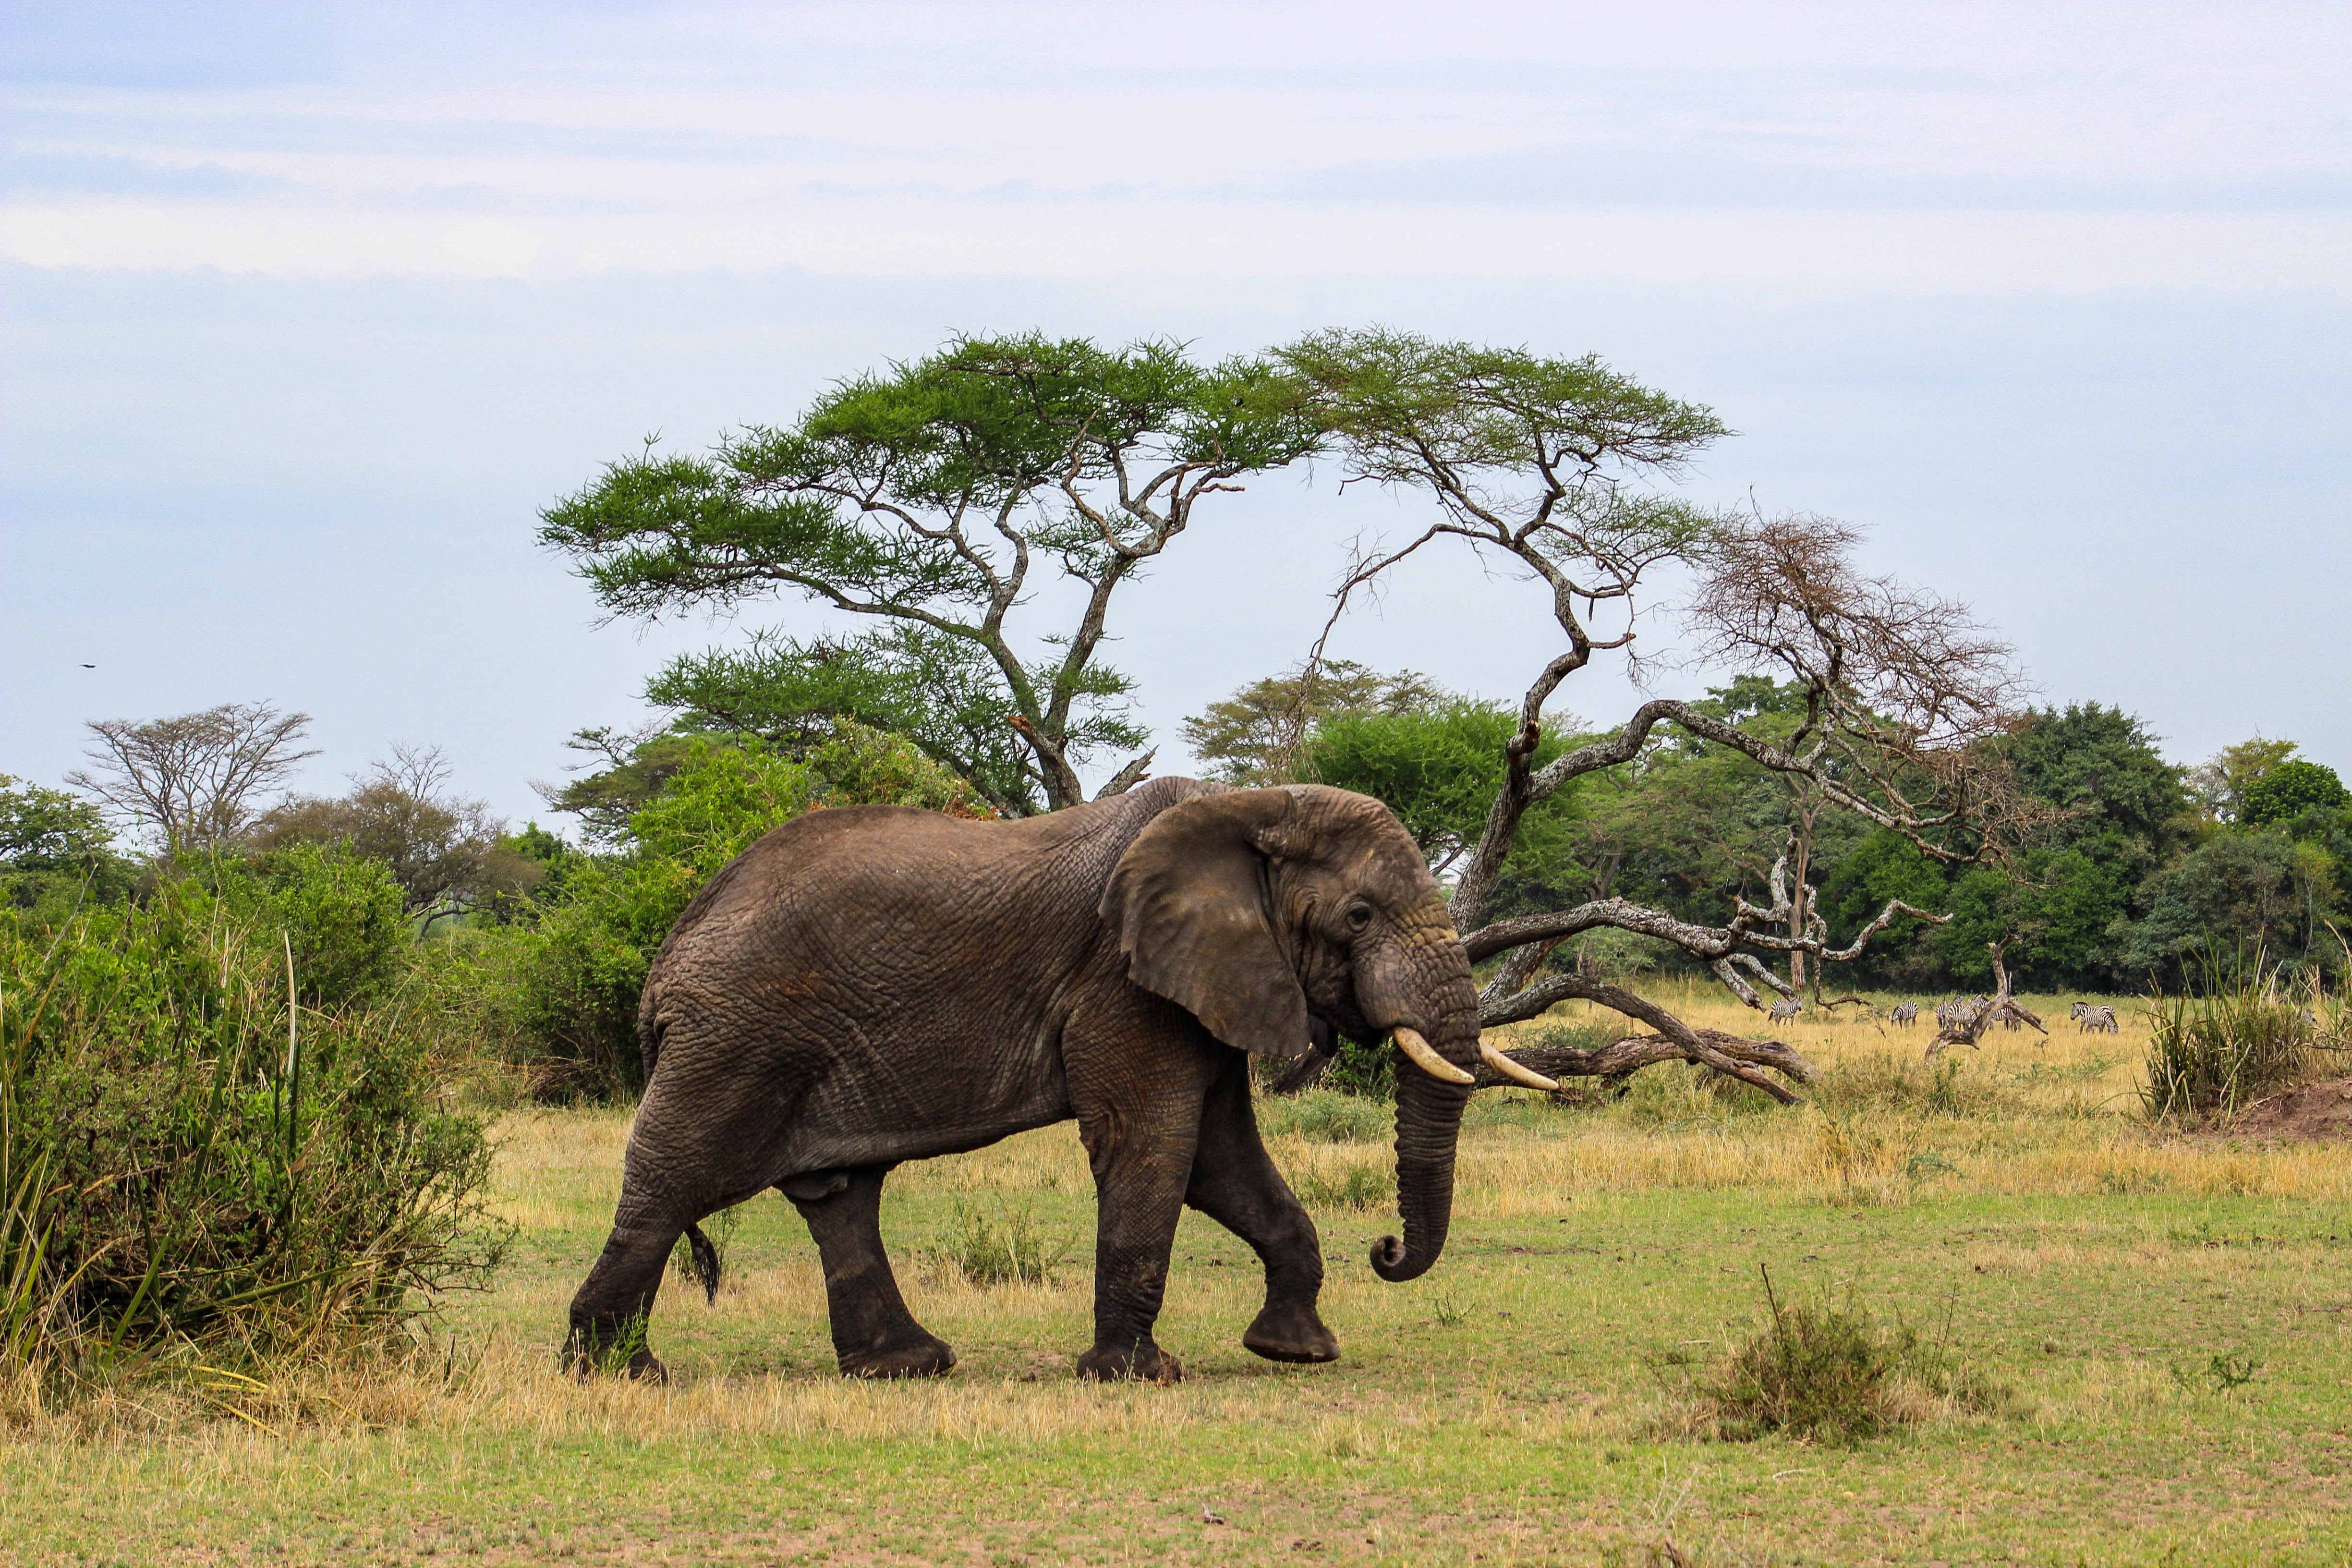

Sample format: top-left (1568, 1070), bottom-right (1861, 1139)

top-left (6, 0), bottom-right (2347, 288)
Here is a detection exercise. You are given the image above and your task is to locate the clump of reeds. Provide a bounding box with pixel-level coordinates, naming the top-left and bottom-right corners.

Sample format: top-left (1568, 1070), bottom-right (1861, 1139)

top-left (2141, 948), bottom-right (2324, 1121)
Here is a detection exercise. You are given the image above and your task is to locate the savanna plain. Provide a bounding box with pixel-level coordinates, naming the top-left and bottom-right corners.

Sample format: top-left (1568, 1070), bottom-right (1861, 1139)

top-left (9, 990), bottom-right (2352, 1568)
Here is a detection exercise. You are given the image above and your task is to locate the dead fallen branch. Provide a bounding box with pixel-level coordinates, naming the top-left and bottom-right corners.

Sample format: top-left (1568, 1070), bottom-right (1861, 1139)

top-left (1478, 1030), bottom-right (1819, 1096)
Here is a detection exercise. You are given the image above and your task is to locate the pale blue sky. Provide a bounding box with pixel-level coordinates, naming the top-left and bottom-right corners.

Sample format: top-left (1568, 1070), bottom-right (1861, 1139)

top-left (5, 2), bottom-right (2349, 826)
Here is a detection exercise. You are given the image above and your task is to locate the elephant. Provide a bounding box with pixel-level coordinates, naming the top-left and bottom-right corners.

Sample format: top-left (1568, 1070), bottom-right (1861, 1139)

top-left (563, 776), bottom-right (1542, 1383)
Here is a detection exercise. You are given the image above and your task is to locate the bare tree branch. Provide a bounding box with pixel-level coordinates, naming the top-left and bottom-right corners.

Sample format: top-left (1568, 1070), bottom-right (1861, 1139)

top-left (1280, 329), bottom-right (2046, 1099)
top-left (66, 702), bottom-right (318, 853)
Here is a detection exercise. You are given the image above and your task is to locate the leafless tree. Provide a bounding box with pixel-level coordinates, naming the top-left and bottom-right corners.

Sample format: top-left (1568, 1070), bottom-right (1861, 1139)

top-left (1277, 329), bottom-right (2040, 1102)
top-left (67, 702), bottom-right (319, 854)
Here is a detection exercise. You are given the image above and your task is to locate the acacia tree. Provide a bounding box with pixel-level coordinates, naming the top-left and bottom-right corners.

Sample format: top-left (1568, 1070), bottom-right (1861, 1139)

top-left (1178, 659), bottom-right (1444, 787)
top-left (1277, 329), bottom-right (2037, 1101)
top-left (66, 702), bottom-right (319, 854)
top-left (542, 333), bottom-right (1320, 816)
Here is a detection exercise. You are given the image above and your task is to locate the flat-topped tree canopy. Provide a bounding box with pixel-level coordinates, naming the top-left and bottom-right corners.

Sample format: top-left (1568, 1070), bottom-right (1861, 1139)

top-left (541, 332), bottom-right (1321, 815)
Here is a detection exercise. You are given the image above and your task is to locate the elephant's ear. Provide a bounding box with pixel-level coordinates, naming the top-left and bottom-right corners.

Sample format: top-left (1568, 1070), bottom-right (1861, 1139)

top-left (1101, 789), bottom-right (1310, 1058)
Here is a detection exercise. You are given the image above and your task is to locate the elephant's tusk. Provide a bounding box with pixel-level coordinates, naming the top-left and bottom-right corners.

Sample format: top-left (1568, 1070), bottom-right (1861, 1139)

top-left (1479, 1041), bottom-right (1561, 1093)
top-left (1394, 1026), bottom-right (1474, 1085)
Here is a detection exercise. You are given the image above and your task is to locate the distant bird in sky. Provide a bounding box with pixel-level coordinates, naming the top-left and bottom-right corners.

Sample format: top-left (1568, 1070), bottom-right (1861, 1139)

top-left (80, 663), bottom-right (97, 669)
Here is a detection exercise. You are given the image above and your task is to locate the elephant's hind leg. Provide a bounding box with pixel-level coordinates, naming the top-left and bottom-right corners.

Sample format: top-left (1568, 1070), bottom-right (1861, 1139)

top-left (785, 1167), bottom-right (956, 1379)
top-left (567, 1212), bottom-right (685, 1383)
top-left (1188, 1052), bottom-right (1340, 1365)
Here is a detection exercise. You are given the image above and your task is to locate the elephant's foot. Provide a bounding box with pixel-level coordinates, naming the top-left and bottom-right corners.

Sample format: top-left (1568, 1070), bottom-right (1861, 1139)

top-left (563, 1325), bottom-right (668, 1384)
top-left (1242, 1300), bottom-right (1340, 1364)
top-left (838, 1334), bottom-right (958, 1380)
top-left (1077, 1339), bottom-right (1184, 1384)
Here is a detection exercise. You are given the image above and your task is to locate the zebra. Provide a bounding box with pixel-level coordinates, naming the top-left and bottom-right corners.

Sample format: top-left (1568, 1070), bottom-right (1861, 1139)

top-left (1935, 996), bottom-right (1980, 1030)
top-left (1768, 995), bottom-right (1803, 1023)
top-left (1891, 1001), bottom-right (1919, 1027)
top-left (2070, 1001), bottom-right (2119, 1034)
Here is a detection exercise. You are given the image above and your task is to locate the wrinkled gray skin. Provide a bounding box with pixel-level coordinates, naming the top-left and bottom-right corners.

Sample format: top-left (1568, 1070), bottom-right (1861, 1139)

top-left (565, 778), bottom-right (1481, 1382)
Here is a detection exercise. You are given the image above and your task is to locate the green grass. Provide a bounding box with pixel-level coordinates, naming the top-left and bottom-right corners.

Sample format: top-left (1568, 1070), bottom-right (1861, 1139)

top-left (8, 1001), bottom-right (2352, 1564)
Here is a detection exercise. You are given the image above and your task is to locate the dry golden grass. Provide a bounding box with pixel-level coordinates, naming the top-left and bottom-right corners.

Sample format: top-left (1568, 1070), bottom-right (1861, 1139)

top-left (1487, 985), bottom-right (2352, 1203)
top-left (11, 988), bottom-right (2352, 1564)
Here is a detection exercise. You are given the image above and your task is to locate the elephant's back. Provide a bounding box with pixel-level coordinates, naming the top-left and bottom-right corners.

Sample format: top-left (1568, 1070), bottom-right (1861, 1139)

top-left (643, 782), bottom-right (1221, 1050)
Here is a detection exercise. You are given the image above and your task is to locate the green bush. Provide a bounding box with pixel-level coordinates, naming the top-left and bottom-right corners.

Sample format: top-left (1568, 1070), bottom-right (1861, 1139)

top-left (0, 773), bottom-right (138, 919)
top-left (215, 841), bottom-right (410, 1010)
top-left (1705, 1270), bottom-right (2002, 1445)
top-left (1, 877), bottom-right (504, 1392)
top-left (2241, 760), bottom-right (2349, 828)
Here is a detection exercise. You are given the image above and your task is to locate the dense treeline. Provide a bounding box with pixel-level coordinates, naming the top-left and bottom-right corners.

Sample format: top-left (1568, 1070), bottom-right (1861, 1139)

top-left (1182, 669), bottom-right (2350, 994)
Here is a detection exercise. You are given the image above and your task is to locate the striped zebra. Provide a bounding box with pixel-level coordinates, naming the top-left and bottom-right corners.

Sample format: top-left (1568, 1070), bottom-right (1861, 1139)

top-left (1936, 996), bottom-right (1986, 1030)
top-left (2070, 1001), bottom-right (2119, 1034)
top-left (1891, 1001), bottom-right (1919, 1027)
top-left (1768, 995), bottom-right (1803, 1023)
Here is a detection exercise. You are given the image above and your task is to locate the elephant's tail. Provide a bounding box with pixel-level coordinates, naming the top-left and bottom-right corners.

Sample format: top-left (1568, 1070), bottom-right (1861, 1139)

top-left (683, 1222), bottom-right (721, 1304)
top-left (637, 978), bottom-right (665, 1081)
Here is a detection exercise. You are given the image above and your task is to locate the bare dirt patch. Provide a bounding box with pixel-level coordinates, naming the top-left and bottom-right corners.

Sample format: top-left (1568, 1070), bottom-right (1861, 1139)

top-left (2218, 1076), bottom-right (2352, 1141)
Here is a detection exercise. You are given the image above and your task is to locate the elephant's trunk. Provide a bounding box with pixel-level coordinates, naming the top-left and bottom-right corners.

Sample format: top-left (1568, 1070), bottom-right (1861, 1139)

top-left (1369, 1023), bottom-right (1476, 1283)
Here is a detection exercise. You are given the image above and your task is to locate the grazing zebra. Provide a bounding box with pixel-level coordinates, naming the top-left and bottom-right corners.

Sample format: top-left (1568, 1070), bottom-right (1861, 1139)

top-left (1935, 996), bottom-right (1983, 1030)
top-left (1768, 995), bottom-right (1803, 1022)
top-left (1891, 1001), bottom-right (1919, 1027)
top-left (2070, 1001), bottom-right (2119, 1034)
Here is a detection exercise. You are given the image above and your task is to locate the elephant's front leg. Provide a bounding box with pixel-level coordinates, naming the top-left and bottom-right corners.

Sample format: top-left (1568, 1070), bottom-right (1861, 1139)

top-left (1071, 1051), bottom-right (1211, 1382)
top-left (1187, 1050), bottom-right (1340, 1364)
top-left (785, 1166), bottom-right (956, 1378)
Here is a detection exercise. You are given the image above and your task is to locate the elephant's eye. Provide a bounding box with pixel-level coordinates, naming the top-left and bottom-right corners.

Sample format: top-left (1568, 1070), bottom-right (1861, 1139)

top-left (1344, 904), bottom-right (1373, 932)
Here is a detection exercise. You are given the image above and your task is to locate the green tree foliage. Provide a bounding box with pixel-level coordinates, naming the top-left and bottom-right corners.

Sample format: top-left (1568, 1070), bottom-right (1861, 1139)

top-left (1304, 702), bottom-right (1569, 873)
top-left (1180, 660), bottom-right (1444, 787)
top-left (541, 333), bottom-right (1322, 815)
top-left (1898, 705), bottom-right (2193, 989)
top-left (2190, 736), bottom-right (2301, 825)
top-left (0, 773), bottom-right (136, 914)
top-left (2004, 704), bottom-right (2192, 864)
top-left (1812, 832), bottom-right (1953, 984)
top-left (250, 746), bottom-right (540, 929)
top-left (2241, 759), bottom-right (2349, 828)
top-left (2126, 832), bottom-right (2339, 979)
